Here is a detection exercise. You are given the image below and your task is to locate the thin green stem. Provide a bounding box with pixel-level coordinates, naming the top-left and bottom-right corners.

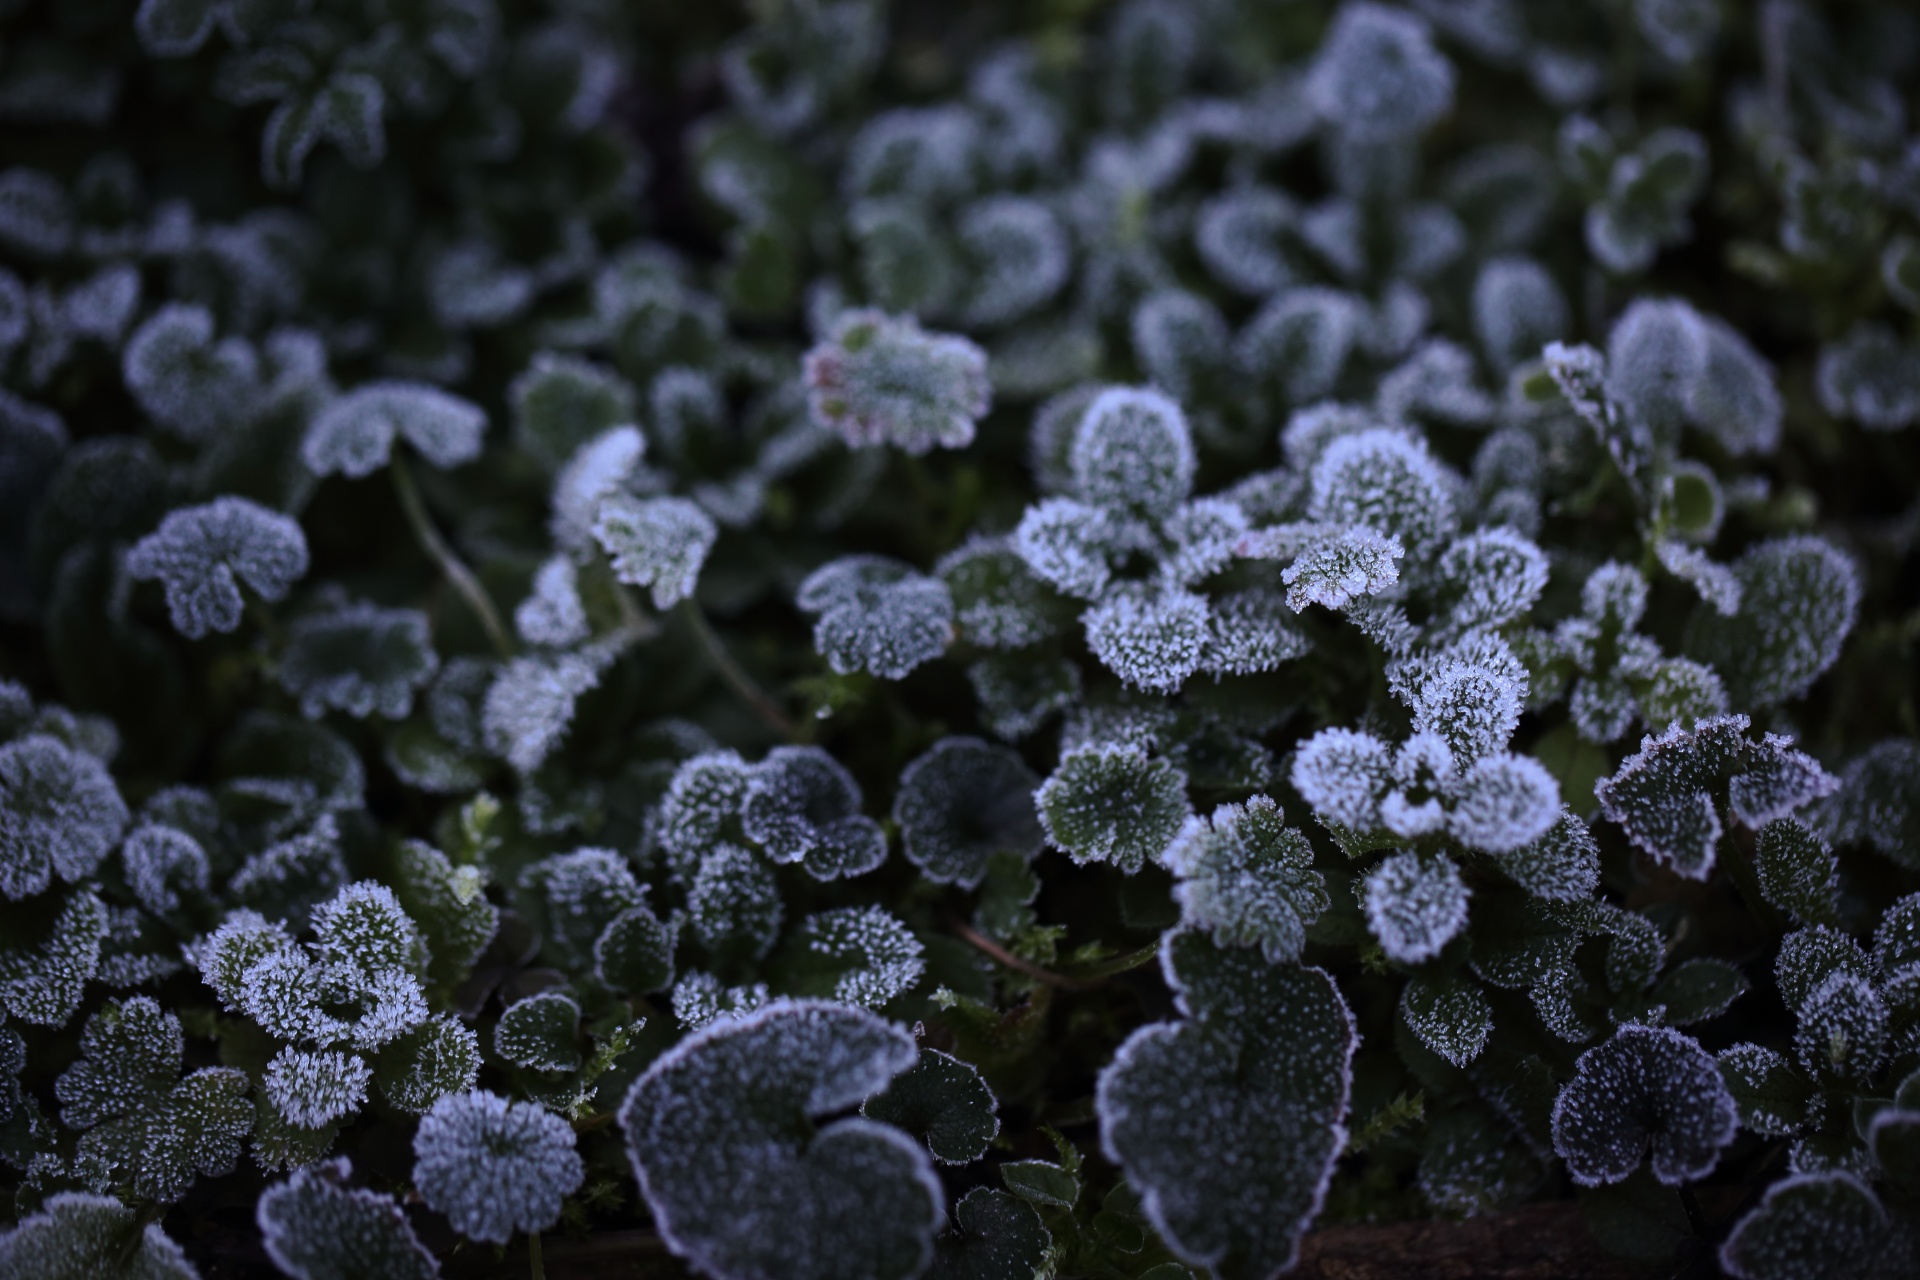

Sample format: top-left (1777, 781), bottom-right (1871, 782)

top-left (949, 918), bottom-right (1106, 992)
top-left (678, 598), bottom-right (795, 738)
top-left (389, 453), bottom-right (513, 660)
top-left (528, 1229), bottom-right (545, 1280)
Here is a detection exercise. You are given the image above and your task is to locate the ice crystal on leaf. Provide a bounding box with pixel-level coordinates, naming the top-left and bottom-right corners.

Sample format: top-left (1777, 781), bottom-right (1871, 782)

top-left (303, 383), bottom-right (486, 479)
top-left (1083, 587), bottom-right (1210, 695)
top-left (620, 1000), bottom-right (942, 1280)
top-left (780, 906), bottom-right (925, 1008)
top-left (0, 1192), bottom-right (199, 1280)
top-left (413, 1091), bottom-right (583, 1245)
top-left (1036, 744), bottom-right (1190, 874)
top-left (122, 303), bottom-right (258, 443)
top-left (0, 888), bottom-right (108, 1026)
top-left (743, 745), bottom-right (887, 880)
top-left (256, 1158), bottom-right (438, 1280)
top-left (550, 425), bottom-right (646, 555)
top-left (1308, 427), bottom-right (1457, 562)
top-left (1719, 1172), bottom-right (1911, 1280)
top-left (1685, 536), bottom-right (1861, 708)
top-left (511, 353), bottom-right (637, 474)
top-left (928, 1187), bottom-right (1051, 1280)
top-left (1098, 930), bottom-right (1355, 1280)
top-left (264, 1047), bottom-right (372, 1130)
top-left (1164, 796), bottom-right (1327, 963)
top-left (493, 992), bottom-right (583, 1074)
top-left (592, 493), bottom-right (717, 610)
top-left (121, 824), bottom-right (209, 921)
top-left (796, 556), bottom-right (954, 681)
top-left (515, 557), bottom-right (589, 649)
top-left (893, 737), bottom-right (1042, 888)
top-left (862, 1047), bottom-right (999, 1165)
top-left (1070, 387), bottom-right (1195, 521)
top-left (1012, 498), bottom-right (1118, 601)
top-left (1273, 527), bottom-right (1404, 613)
top-left (1436, 529), bottom-right (1550, 634)
top-left (276, 601), bottom-right (438, 720)
top-left (1550, 1024), bottom-right (1737, 1186)
top-left (1363, 851), bottom-right (1470, 964)
top-left (1472, 256), bottom-right (1568, 375)
top-left (803, 309), bottom-right (990, 455)
top-left (0, 733), bottom-right (127, 900)
top-left (126, 497), bottom-right (309, 639)
top-left (1290, 728), bottom-right (1392, 833)
top-left (482, 652), bottom-right (605, 774)
top-left (1818, 740), bottom-right (1920, 870)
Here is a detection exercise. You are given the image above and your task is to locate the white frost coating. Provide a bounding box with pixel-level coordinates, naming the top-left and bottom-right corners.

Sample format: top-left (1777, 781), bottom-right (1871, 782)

top-left (1082, 587), bottom-right (1210, 695)
top-left (303, 382), bottom-right (486, 478)
top-left (1816, 323), bottom-right (1920, 431)
top-left (550, 425), bottom-right (645, 554)
top-left (1550, 1024), bottom-right (1737, 1187)
top-left (1306, 2), bottom-right (1455, 140)
top-left (256, 1158), bottom-right (439, 1280)
top-left (1363, 851), bottom-right (1470, 963)
top-left (0, 733), bottom-right (129, 901)
top-left (958, 196), bottom-right (1071, 326)
top-left (264, 1046), bottom-right (372, 1129)
top-left (1718, 1172), bottom-right (1893, 1280)
top-left (1654, 539), bottom-right (1741, 616)
top-left (1438, 528), bottom-right (1550, 632)
top-left (796, 555), bottom-right (954, 680)
top-left (1308, 427), bottom-right (1456, 561)
top-left (592, 493), bottom-right (717, 609)
top-left (1070, 386), bottom-right (1195, 520)
top-left (0, 1192), bottom-right (201, 1280)
top-left (482, 651), bottom-right (605, 774)
top-left (803, 308), bottom-right (991, 455)
top-left (1195, 187), bottom-right (1297, 296)
top-left (126, 497), bottom-right (310, 639)
top-left (1290, 728), bottom-right (1392, 832)
top-left (1013, 497), bottom-right (1117, 599)
top-left (121, 824), bottom-right (210, 918)
top-left (1448, 753), bottom-right (1561, 854)
top-left (1277, 527), bottom-right (1404, 612)
top-left (276, 601), bottom-right (439, 720)
top-left (1163, 796), bottom-right (1328, 963)
top-left (413, 1091), bottom-right (584, 1244)
top-left (122, 302), bottom-right (259, 442)
top-left (792, 906), bottom-right (926, 1008)
top-left (1472, 256), bottom-right (1568, 374)
top-left (515, 557), bottom-right (590, 648)
top-left (1606, 298), bottom-right (1708, 440)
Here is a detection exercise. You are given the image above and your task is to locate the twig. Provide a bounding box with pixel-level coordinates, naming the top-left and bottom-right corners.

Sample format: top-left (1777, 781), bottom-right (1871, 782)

top-left (678, 598), bottom-right (795, 738)
top-left (949, 918), bottom-right (1106, 992)
top-left (528, 1229), bottom-right (545, 1280)
top-left (390, 453), bottom-right (513, 660)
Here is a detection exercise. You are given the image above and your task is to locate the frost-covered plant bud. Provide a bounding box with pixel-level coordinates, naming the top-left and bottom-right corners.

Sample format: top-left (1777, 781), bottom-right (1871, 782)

top-left (803, 309), bottom-right (990, 455)
top-left (1290, 728), bottom-right (1392, 833)
top-left (592, 493), bottom-right (717, 610)
top-left (1816, 324), bottom-right (1920, 432)
top-left (1472, 257), bottom-right (1568, 375)
top-left (796, 555), bottom-right (954, 680)
top-left (1308, 427), bottom-right (1456, 561)
top-left (1307, 2), bottom-right (1454, 140)
top-left (620, 1001), bottom-right (941, 1280)
top-left (742, 745), bottom-right (888, 880)
top-left (1083, 586), bottom-right (1210, 695)
top-left (1036, 744), bottom-right (1190, 873)
top-left (1164, 796), bottom-right (1328, 962)
top-left (1069, 387), bottom-right (1195, 521)
top-left (1550, 1024), bottom-right (1737, 1186)
top-left (264, 1046), bottom-right (372, 1129)
top-left (277, 601), bottom-right (438, 720)
top-left (122, 303), bottom-right (259, 442)
top-left (126, 497), bottom-right (310, 638)
top-left (1, 733), bottom-right (128, 900)
top-left (303, 383), bottom-right (486, 479)
top-left (413, 1091), bottom-right (584, 1245)
top-left (257, 1158), bottom-right (438, 1280)
top-left (1363, 851), bottom-right (1469, 963)
top-left (893, 738), bottom-right (1042, 888)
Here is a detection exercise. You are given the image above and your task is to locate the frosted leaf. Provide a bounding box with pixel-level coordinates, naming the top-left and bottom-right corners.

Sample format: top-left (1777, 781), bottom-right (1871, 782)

top-left (1363, 851), bottom-right (1470, 964)
top-left (1195, 187), bottom-right (1297, 296)
top-left (309, 386), bottom-right (485, 485)
top-left (0, 888), bottom-right (104, 1026)
top-left (1163, 796), bottom-right (1327, 963)
top-left (1719, 1173), bottom-right (1902, 1280)
top-left (260, 73), bottom-right (387, 190)
top-left (0, 1192), bottom-right (199, 1280)
top-left (1160, 498), bottom-right (1249, 586)
top-left (122, 824), bottom-right (209, 920)
top-left (862, 1048), bottom-right (998, 1165)
top-left (894, 738), bottom-right (1041, 888)
top-left (592, 494), bottom-right (717, 610)
top-left (1290, 728), bottom-right (1392, 832)
top-left (413, 1091), bottom-right (583, 1245)
top-left (523, 847), bottom-right (644, 970)
top-left (1653, 539), bottom-right (1740, 617)
top-left (1550, 1024), bottom-right (1737, 1186)
top-left (1083, 587), bottom-right (1209, 695)
top-left (126, 497), bottom-right (309, 639)
top-left (596, 903), bottom-right (678, 995)
top-left (742, 745), bottom-right (886, 880)
top-left (1818, 741), bottom-right (1920, 869)
top-left (1270, 526), bottom-right (1403, 612)
top-left (1490, 809), bottom-right (1601, 902)
top-left (1685, 536), bottom-right (1861, 708)
top-left (687, 844), bottom-right (783, 961)
top-left (796, 556), bottom-right (953, 681)
top-left (264, 1047), bottom-right (372, 1129)
top-left (1012, 498), bottom-right (1118, 600)
top-left (655, 750), bottom-right (754, 879)
top-left (1238, 288), bottom-right (1366, 406)
top-left (1595, 716), bottom-right (1836, 879)
top-left (1472, 257), bottom-right (1568, 374)
top-left (195, 910), bottom-right (296, 1009)
top-left (1816, 325), bottom-right (1920, 432)
top-left (54, 997), bottom-right (251, 1202)
top-left (549, 426), bottom-right (645, 555)
top-left (1306, 2), bottom-right (1455, 140)
top-left (1402, 971), bottom-right (1494, 1067)
top-left (1449, 753), bottom-right (1560, 854)
top-left (1308, 428), bottom-right (1456, 561)
top-left (1607, 299), bottom-right (1709, 445)
top-left (935, 537), bottom-right (1068, 650)
top-left (373, 1016), bottom-right (480, 1115)
top-left (1687, 317), bottom-right (1782, 456)
top-left (1098, 931), bottom-right (1355, 1280)
top-left (1068, 387), bottom-right (1194, 521)
top-left (1636, 0), bottom-right (1718, 64)
top-left (0, 733), bottom-right (128, 900)
top-left (1873, 894), bottom-right (1920, 973)
top-left (510, 353), bottom-right (637, 473)
top-left (1438, 529), bottom-right (1549, 633)
top-left (782, 906), bottom-right (925, 1008)
top-left (514, 557), bottom-right (588, 649)
top-left (844, 105), bottom-right (978, 202)
top-left (313, 881), bottom-right (426, 978)
top-left (1131, 291), bottom-right (1231, 409)
top-left (482, 651), bottom-right (603, 774)
top-left (803, 310), bottom-right (990, 455)
top-left (1754, 819), bottom-right (1842, 927)
top-left (1586, 131), bottom-right (1708, 275)
top-left (277, 601), bottom-right (437, 720)
top-left (1775, 926), bottom-right (1872, 1019)
top-left (494, 991), bottom-right (582, 1074)
top-left (1716, 1043), bottom-right (1812, 1138)
top-left (669, 972), bottom-right (771, 1032)
top-left (257, 1158), bottom-right (438, 1280)
top-left (229, 819), bottom-right (349, 930)
top-left (1793, 972), bottom-right (1886, 1082)
top-left (1200, 589), bottom-right (1311, 677)
top-left (1402, 641), bottom-right (1528, 765)
top-left (1376, 339), bottom-right (1494, 427)
top-left (956, 196), bottom-right (1070, 327)
top-left (968, 654), bottom-right (1080, 741)
top-left (1416, 1107), bottom-right (1539, 1219)
top-left (620, 1001), bottom-right (940, 1280)
top-left (122, 303), bottom-right (258, 443)
top-left (1036, 745), bottom-right (1191, 874)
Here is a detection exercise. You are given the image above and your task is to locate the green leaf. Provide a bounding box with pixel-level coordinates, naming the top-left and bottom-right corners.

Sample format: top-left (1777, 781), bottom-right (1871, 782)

top-left (928, 1187), bottom-right (1051, 1280)
top-left (1035, 744), bottom-right (1190, 874)
top-left (863, 1048), bottom-right (999, 1164)
top-left (1001, 1157), bottom-right (1078, 1209)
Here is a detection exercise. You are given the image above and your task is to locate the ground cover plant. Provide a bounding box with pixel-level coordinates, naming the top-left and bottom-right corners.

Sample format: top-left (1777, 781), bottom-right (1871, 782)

top-left (0, 1), bottom-right (1918, 1277)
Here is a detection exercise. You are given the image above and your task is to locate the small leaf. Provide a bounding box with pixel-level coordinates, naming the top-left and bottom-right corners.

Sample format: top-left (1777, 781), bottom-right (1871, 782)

top-left (862, 1048), bottom-right (999, 1164)
top-left (303, 383), bottom-right (486, 479)
top-left (1401, 971), bottom-right (1493, 1067)
top-left (126, 497), bottom-right (309, 639)
top-left (928, 1187), bottom-right (1051, 1280)
top-left (1550, 1024), bottom-right (1737, 1187)
top-left (413, 1090), bottom-right (584, 1244)
top-left (592, 494), bottom-right (717, 610)
top-left (1036, 744), bottom-right (1190, 874)
top-left (257, 1157), bottom-right (439, 1280)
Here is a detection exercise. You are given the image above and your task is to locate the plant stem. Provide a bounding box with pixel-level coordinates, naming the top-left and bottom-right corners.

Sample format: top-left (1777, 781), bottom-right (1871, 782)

top-left (528, 1229), bottom-right (544, 1280)
top-left (389, 453), bottom-right (513, 660)
top-left (949, 918), bottom-right (1106, 992)
top-left (678, 598), bottom-right (795, 738)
